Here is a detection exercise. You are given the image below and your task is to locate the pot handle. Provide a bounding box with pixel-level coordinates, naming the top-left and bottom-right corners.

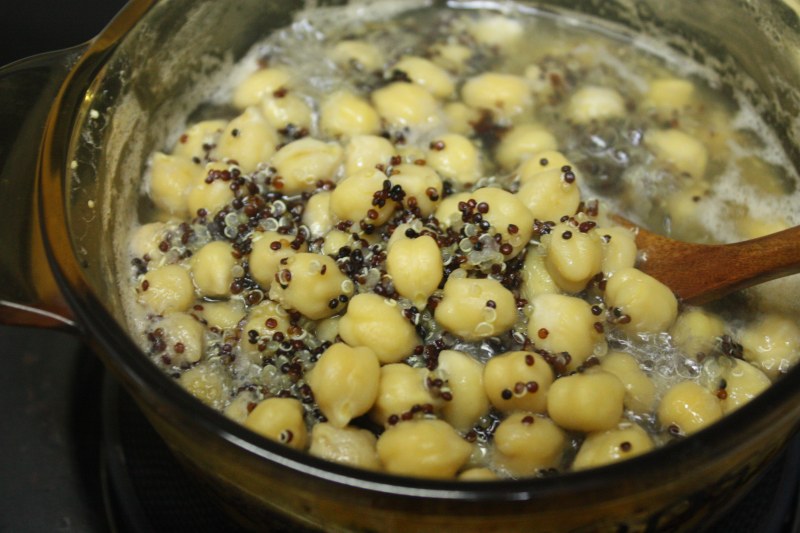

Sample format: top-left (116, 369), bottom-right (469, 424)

top-left (0, 48), bottom-right (87, 331)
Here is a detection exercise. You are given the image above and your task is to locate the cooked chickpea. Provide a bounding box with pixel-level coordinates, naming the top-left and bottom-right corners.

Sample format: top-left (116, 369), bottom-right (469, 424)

top-left (196, 300), bottom-right (246, 331)
top-left (517, 150), bottom-right (573, 181)
top-left (148, 152), bottom-right (203, 218)
top-left (302, 191), bottom-right (334, 239)
top-left (385, 235), bottom-right (443, 307)
top-left (599, 226), bottom-right (638, 275)
top-left (436, 350), bottom-right (490, 431)
top-left (516, 167), bottom-right (581, 223)
top-left (330, 168), bottom-right (396, 225)
top-left (670, 308), bottom-right (726, 358)
top-left (496, 124), bottom-right (558, 170)
top-left (527, 294), bottom-right (605, 371)
top-left (547, 371), bottom-right (626, 432)
top-left (239, 300), bottom-right (291, 359)
top-left (320, 90), bottom-right (381, 138)
top-left (645, 129), bottom-right (708, 178)
top-left (321, 229), bottom-right (356, 257)
top-left (129, 222), bottom-right (167, 260)
top-left (739, 314), bottom-right (800, 378)
top-left (179, 363), bottom-right (229, 409)
top-left (377, 419), bottom-right (472, 478)
top-left (392, 56), bottom-right (455, 99)
top-left (604, 267), bottom-right (678, 334)
top-left (643, 78), bottom-right (695, 117)
top-left (306, 343), bottom-right (381, 428)
top-left (443, 102), bottom-right (482, 135)
top-left (462, 72), bottom-right (531, 120)
top-left (520, 248), bottom-right (558, 301)
top-left (139, 264), bottom-right (194, 315)
top-left (232, 68), bottom-right (293, 109)
top-left (429, 43), bottom-right (473, 74)
top-left (484, 351), bottom-right (553, 414)
top-left (567, 86), bottom-right (626, 124)
top-left (268, 252), bottom-right (353, 320)
top-left (215, 107), bottom-right (278, 174)
top-left (190, 241), bottom-right (236, 298)
top-left (458, 468), bottom-right (498, 481)
top-left (338, 293), bottom-right (421, 364)
top-left (370, 363), bottom-right (437, 426)
top-left (270, 137), bottom-right (343, 194)
top-left (171, 119), bottom-right (227, 161)
top-left (344, 135), bottom-right (397, 176)
top-left (187, 163), bottom-right (235, 216)
top-left (260, 91), bottom-right (312, 131)
top-left (426, 133), bottom-right (482, 186)
top-left (435, 277), bottom-right (517, 341)
top-left (224, 389), bottom-right (259, 424)
top-left (467, 15), bottom-right (523, 52)
top-left (470, 187), bottom-right (534, 258)
top-left (244, 397), bottom-right (309, 451)
top-left (657, 381), bottom-right (722, 435)
top-left (662, 182), bottom-right (711, 240)
top-left (719, 359), bottom-right (771, 414)
top-left (599, 351), bottom-right (656, 414)
top-left (433, 191), bottom-right (472, 228)
top-left (372, 82), bottom-right (441, 129)
top-left (572, 424), bottom-right (654, 470)
top-left (493, 413), bottom-right (566, 477)
top-left (541, 221), bottom-right (603, 293)
top-left (249, 231), bottom-right (306, 290)
top-left (329, 40), bottom-right (384, 72)
top-left (390, 163), bottom-right (443, 217)
top-left (309, 423), bottom-right (381, 470)
top-left (159, 312), bottom-right (206, 365)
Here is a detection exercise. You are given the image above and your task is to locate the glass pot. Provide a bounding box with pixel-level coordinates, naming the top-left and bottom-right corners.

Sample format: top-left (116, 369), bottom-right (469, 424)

top-left (2, 0), bottom-right (800, 531)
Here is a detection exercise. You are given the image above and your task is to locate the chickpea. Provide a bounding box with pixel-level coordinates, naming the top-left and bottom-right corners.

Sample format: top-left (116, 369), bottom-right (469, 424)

top-left (138, 264), bottom-right (195, 315)
top-left (484, 351), bottom-right (553, 414)
top-left (268, 252), bottom-right (353, 320)
top-left (344, 135), bottom-right (397, 176)
top-left (516, 167), bottom-right (581, 223)
top-left (547, 371), bottom-right (626, 432)
top-left (527, 293), bottom-right (606, 371)
top-left (372, 82), bottom-right (441, 130)
top-left (426, 133), bottom-right (482, 186)
top-left (306, 343), bottom-right (381, 428)
top-left (249, 231), bottom-right (306, 290)
top-left (390, 163), bottom-right (443, 217)
top-left (436, 350), bottom-right (490, 431)
top-left (187, 163), bottom-right (235, 217)
top-left (493, 413), bottom-right (566, 477)
top-left (458, 468), bottom-right (498, 481)
top-left (171, 119), bottom-right (227, 162)
top-left (599, 351), bottom-right (656, 414)
top-left (599, 226), bottom-right (638, 275)
top-left (719, 359), bottom-right (771, 414)
top-left (468, 15), bottom-right (524, 52)
top-left (215, 107), bottom-right (279, 174)
top-left (433, 191), bottom-right (472, 229)
top-left (470, 187), bottom-right (535, 259)
top-left (302, 191), bottom-right (334, 239)
top-left (670, 308), bottom-right (726, 358)
top-left (179, 363), bottom-right (229, 410)
top-left (330, 168), bottom-right (397, 225)
top-left (330, 40), bottom-right (384, 72)
top-left (195, 300), bottom-right (246, 331)
top-left (541, 221), bottom-right (603, 294)
top-left (567, 86), bottom-right (626, 124)
top-left (385, 235), bottom-right (443, 308)
top-left (158, 312), bottom-right (206, 365)
top-left (245, 397), bottom-right (309, 451)
top-left (190, 241), bottom-right (237, 298)
top-left (377, 419), bottom-right (472, 479)
top-left (645, 129), bottom-right (708, 179)
top-left (239, 300), bottom-right (292, 360)
top-left (392, 56), bottom-right (455, 99)
top-left (260, 91), bottom-right (313, 131)
top-left (517, 150), bottom-right (573, 183)
top-left (320, 90), bottom-right (381, 138)
top-left (435, 277), bottom-right (517, 341)
top-left (370, 363), bottom-right (437, 426)
top-left (443, 102), bottom-right (482, 135)
top-left (269, 138), bottom-right (343, 194)
top-left (149, 152), bottom-right (203, 218)
top-left (429, 43), bottom-right (473, 74)
top-left (309, 423), bottom-right (381, 471)
top-left (338, 293), bottom-right (421, 364)
top-left (232, 67), bottom-right (292, 109)
top-left (657, 381), bottom-right (722, 435)
top-left (604, 267), bottom-right (678, 334)
top-left (643, 78), bottom-right (695, 117)
top-left (739, 314), bottom-right (800, 378)
top-left (462, 72), bottom-right (531, 121)
top-left (496, 124), bottom-right (558, 170)
top-left (129, 222), bottom-right (167, 260)
top-left (520, 248), bottom-right (558, 301)
top-left (572, 424), bottom-right (654, 470)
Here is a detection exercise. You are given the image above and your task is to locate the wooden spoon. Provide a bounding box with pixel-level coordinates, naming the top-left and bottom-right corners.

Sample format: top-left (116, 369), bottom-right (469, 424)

top-left (611, 216), bottom-right (800, 305)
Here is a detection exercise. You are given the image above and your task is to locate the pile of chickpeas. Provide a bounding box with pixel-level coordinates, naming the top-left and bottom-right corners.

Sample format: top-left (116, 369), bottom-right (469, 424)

top-left (127, 6), bottom-right (800, 479)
